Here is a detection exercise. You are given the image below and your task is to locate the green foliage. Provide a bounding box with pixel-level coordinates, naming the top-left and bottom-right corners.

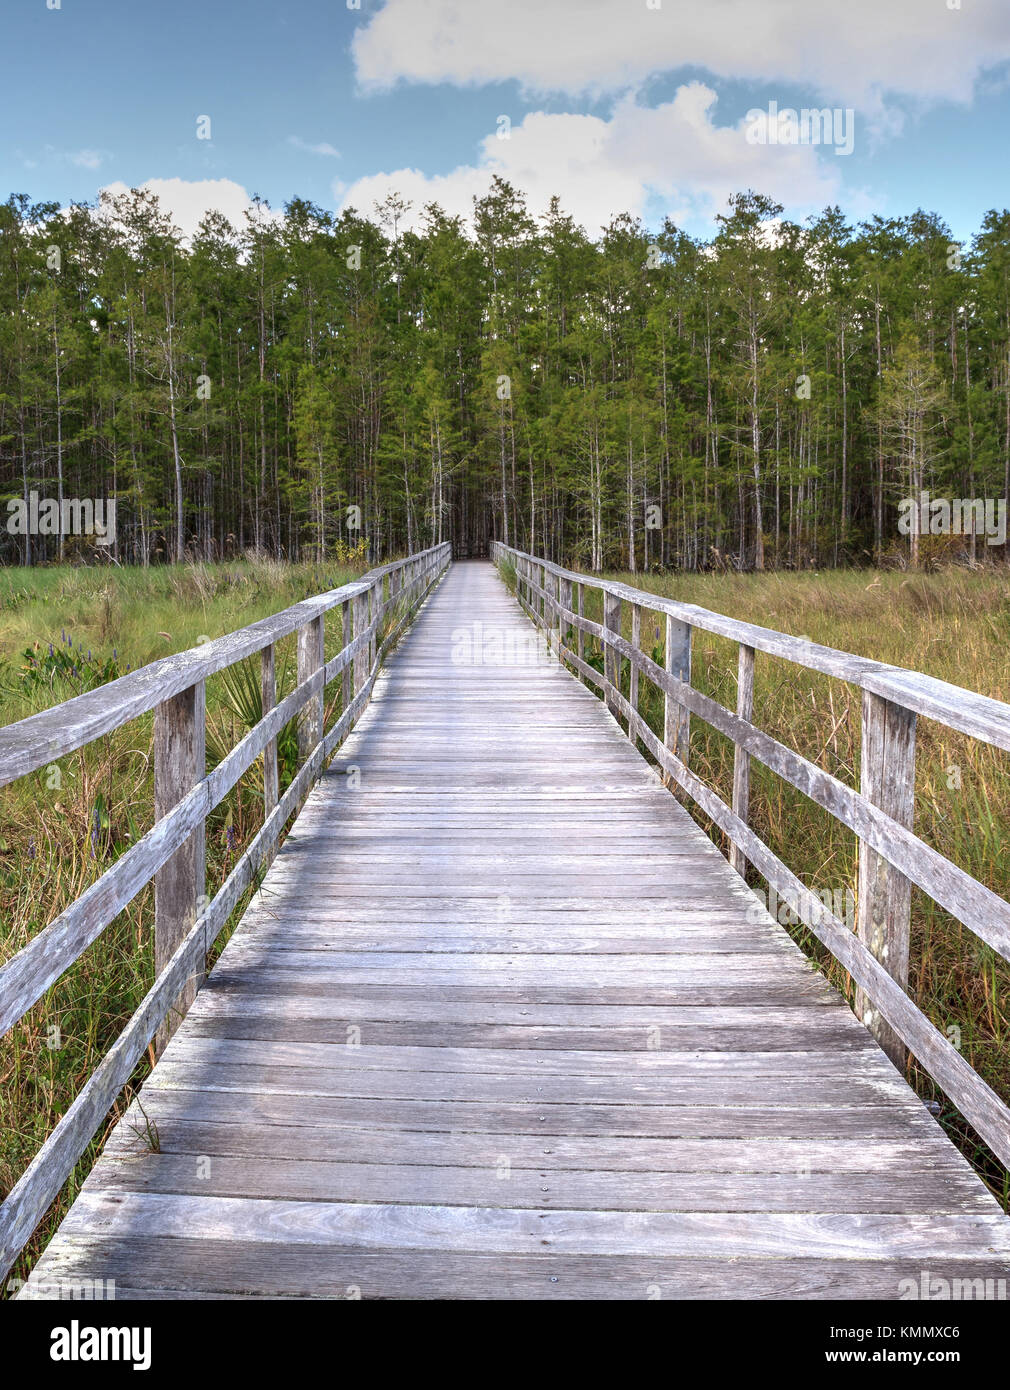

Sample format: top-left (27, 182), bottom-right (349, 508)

top-left (497, 556), bottom-right (516, 593)
top-left (206, 653), bottom-right (300, 793)
top-left (4, 179), bottom-right (1010, 573)
top-left (1, 637), bottom-right (121, 697)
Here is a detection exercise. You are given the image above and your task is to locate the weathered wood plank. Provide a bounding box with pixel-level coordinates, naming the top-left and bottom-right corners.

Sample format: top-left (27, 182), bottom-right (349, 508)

top-left (24, 1234), bottom-right (1010, 1301)
top-left (260, 643), bottom-right (279, 828)
top-left (295, 613), bottom-right (325, 768)
top-left (83, 1153), bottom-right (996, 1215)
top-left (663, 612), bottom-right (691, 789)
top-left (53, 1191), bottom-right (1010, 1260)
top-left (159, 1037), bottom-right (892, 1079)
top-left (603, 589), bottom-right (622, 721)
top-left (856, 690), bottom-right (916, 1067)
top-left (141, 1061), bottom-right (914, 1109)
top-left (104, 1119), bottom-right (959, 1172)
top-left (153, 679), bottom-right (206, 1055)
top-left (72, 1083), bottom-right (951, 1140)
top-left (730, 643), bottom-right (755, 876)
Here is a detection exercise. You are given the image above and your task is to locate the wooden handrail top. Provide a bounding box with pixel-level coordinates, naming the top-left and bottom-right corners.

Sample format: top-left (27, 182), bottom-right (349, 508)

top-left (494, 544), bottom-right (1010, 753)
top-left (0, 543), bottom-right (451, 788)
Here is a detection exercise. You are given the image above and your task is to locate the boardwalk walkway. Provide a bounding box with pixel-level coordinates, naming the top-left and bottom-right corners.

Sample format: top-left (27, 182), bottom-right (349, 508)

top-left (21, 562), bottom-right (1010, 1299)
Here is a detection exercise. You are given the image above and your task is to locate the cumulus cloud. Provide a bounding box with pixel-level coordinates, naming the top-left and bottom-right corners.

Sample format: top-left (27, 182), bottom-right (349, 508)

top-left (97, 177), bottom-right (265, 242)
top-left (352, 0), bottom-right (1010, 110)
top-left (336, 83), bottom-right (846, 235)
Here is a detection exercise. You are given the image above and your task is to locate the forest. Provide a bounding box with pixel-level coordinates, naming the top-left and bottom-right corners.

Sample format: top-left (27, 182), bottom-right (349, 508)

top-left (2, 176), bottom-right (1010, 572)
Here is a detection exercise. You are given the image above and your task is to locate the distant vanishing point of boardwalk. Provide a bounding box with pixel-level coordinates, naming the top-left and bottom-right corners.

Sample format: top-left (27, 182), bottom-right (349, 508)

top-left (18, 562), bottom-right (1010, 1299)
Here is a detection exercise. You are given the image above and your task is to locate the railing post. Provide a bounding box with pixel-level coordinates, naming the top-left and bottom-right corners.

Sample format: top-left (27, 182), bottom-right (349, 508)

top-left (153, 679), bottom-right (206, 1056)
top-left (261, 642), bottom-right (279, 829)
top-left (730, 644), bottom-right (755, 875)
top-left (629, 603), bottom-right (641, 748)
top-left (558, 575), bottom-right (572, 665)
top-left (341, 598), bottom-right (352, 712)
top-left (369, 585), bottom-right (377, 670)
top-left (576, 583), bottom-right (584, 665)
top-left (297, 613), bottom-right (325, 767)
top-left (377, 573), bottom-right (387, 637)
top-left (353, 589), bottom-right (370, 695)
top-left (856, 691), bottom-right (916, 1068)
top-left (552, 567), bottom-right (561, 653)
top-left (603, 589), bottom-right (622, 720)
top-left (663, 614), bottom-right (692, 789)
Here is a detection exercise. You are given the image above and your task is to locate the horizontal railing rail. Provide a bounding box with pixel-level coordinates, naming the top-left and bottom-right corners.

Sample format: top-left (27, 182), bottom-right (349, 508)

top-left (0, 541), bottom-right (451, 1278)
top-left (491, 541), bottom-right (1010, 1173)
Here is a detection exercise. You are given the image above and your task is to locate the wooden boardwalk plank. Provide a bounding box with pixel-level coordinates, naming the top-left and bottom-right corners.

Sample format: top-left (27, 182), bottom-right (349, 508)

top-left (20, 560), bottom-right (1010, 1301)
top-left (25, 1236), bottom-right (1010, 1301)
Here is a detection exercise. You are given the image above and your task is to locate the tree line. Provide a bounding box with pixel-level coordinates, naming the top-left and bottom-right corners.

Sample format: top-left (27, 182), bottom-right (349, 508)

top-left (2, 178), bottom-right (1010, 571)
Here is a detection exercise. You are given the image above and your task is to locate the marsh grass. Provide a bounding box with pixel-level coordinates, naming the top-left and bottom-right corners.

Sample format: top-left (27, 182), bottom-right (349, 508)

top-left (0, 556), bottom-right (365, 1290)
top-left (567, 565), bottom-right (1010, 1204)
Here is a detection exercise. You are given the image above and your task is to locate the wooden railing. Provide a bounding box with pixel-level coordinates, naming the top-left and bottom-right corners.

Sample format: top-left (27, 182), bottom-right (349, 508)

top-left (0, 541), bottom-right (451, 1278)
top-left (492, 542), bottom-right (1010, 1170)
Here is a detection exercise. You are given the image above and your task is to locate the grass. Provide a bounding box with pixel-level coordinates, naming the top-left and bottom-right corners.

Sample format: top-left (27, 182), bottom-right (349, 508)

top-left (0, 555), bottom-right (369, 1292)
top-left (555, 564), bottom-right (1010, 1206)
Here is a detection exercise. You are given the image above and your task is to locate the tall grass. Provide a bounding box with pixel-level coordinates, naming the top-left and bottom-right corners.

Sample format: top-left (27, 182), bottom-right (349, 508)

top-left (567, 565), bottom-right (1010, 1204)
top-left (0, 556), bottom-right (365, 1290)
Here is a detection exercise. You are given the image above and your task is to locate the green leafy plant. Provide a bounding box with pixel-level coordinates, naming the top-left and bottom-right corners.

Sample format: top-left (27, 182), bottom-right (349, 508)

top-left (2, 637), bottom-right (122, 696)
top-left (206, 653), bottom-right (299, 793)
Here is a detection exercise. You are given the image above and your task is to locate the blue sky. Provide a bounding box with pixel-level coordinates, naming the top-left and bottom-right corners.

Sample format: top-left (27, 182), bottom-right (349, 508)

top-left (3, 0), bottom-right (1010, 244)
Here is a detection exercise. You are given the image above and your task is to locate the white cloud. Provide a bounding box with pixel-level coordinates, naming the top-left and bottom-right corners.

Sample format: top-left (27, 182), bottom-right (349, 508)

top-left (353, 0), bottom-right (1010, 110)
top-left (336, 84), bottom-right (847, 235)
top-left (288, 137), bottom-right (341, 158)
top-left (42, 145), bottom-right (110, 170)
top-left (97, 177), bottom-right (265, 242)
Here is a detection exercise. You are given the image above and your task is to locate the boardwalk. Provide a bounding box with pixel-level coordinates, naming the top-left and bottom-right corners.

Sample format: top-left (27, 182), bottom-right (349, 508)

top-left (20, 561), bottom-right (1010, 1299)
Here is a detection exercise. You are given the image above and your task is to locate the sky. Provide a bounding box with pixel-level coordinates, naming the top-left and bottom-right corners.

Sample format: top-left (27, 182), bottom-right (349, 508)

top-left (2, 0), bottom-right (1010, 244)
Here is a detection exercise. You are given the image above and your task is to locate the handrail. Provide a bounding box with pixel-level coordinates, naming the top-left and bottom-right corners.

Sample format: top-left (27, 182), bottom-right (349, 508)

top-left (0, 541), bottom-right (452, 1278)
top-left (491, 541), bottom-right (1010, 1173)
top-left (0, 550), bottom-right (441, 787)
top-left (496, 552), bottom-right (1010, 753)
